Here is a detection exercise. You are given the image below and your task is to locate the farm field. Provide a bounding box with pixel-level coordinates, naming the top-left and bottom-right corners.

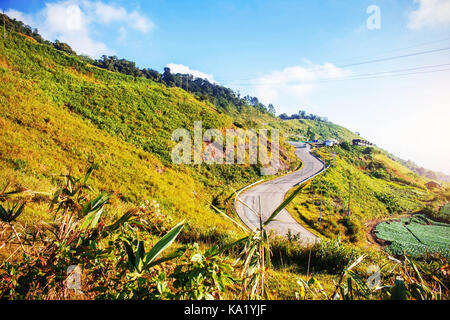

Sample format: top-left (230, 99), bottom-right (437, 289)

top-left (375, 214), bottom-right (450, 258)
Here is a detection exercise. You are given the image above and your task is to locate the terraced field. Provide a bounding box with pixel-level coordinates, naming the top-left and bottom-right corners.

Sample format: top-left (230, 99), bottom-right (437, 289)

top-left (375, 214), bottom-right (450, 258)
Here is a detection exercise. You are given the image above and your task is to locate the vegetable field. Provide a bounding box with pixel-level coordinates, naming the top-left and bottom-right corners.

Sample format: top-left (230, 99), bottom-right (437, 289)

top-left (375, 214), bottom-right (450, 258)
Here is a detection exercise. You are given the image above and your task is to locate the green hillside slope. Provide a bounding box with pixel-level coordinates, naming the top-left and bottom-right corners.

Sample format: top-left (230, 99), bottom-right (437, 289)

top-left (1, 17), bottom-right (449, 300)
top-left (285, 141), bottom-right (434, 244)
top-left (1, 26), bottom-right (442, 246)
top-left (269, 118), bottom-right (361, 142)
top-left (0, 28), bottom-right (303, 245)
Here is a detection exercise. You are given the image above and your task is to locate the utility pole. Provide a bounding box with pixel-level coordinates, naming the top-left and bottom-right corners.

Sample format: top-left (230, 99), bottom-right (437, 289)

top-left (347, 180), bottom-right (351, 217)
top-left (319, 183), bottom-right (323, 223)
top-left (2, 10), bottom-right (5, 40)
top-left (333, 148), bottom-right (336, 167)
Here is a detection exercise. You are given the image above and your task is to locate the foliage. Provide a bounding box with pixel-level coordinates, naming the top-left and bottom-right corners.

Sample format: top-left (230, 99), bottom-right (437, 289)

top-left (0, 26), bottom-right (289, 244)
top-left (296, 254), bottom-right (449, 300)
top-left (439, 203), bottom-right (450, 220)
top-left (279, 110), bottom-right (327, 122)
top-left (168, 243), bottom-right (236, 300)
top-left (271, 238), bottom-right (360, 274)
top-left (1, 12), bottom-right (447, 301)
top-left (0, 166), bottom-right (239, 300)
top-left (268, 118), bottom-right (361, 143)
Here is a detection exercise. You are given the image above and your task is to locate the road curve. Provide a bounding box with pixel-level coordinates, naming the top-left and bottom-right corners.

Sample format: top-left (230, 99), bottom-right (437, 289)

top-left (235, 142), bottom-right (325, 245)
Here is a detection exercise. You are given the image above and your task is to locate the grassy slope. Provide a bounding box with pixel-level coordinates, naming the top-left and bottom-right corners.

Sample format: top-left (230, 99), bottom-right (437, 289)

top-left (0, 31), bottom-right (300, 244)
top-left (277, 119), bottom-right (436, 245)
top-left (269, 118), bottom-right (362, 142)
top-left (2, 30), bottom-right (447, 298)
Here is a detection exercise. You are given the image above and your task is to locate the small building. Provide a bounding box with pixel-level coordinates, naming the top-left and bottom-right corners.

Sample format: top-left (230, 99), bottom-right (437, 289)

top-left (324, 138), bottom-right (338, 147)
top-left (352, 139), bottom-right (372, 147)
top-left (425, 181), bottom-right (441, 190)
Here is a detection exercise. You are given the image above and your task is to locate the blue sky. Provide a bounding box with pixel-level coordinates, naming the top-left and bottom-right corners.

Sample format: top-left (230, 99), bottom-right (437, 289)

top-left (2, 0), bottom-right (450, 174)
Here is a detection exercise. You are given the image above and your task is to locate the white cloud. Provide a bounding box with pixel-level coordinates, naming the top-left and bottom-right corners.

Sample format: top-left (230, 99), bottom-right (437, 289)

top-left (4, 1), bottom-right (154, 57)
top-left (84, 2), bottom-right (154, 32)
top-left (90, 2), bottom-right (127, 23)
top-left (239, 63), bottom-right (349, 112)
top-left (43, 2), bottom-right (87, 34)
top-left (408, 0), bottom-right (450, 29)
top-left (129, 10), bottom-right (154, 33)
top-left (166, 63), bottom-right (217, 83)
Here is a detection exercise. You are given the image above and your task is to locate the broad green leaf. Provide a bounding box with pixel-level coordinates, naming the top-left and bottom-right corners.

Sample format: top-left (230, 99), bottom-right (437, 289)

top-left (82, 163), bottom-right (99, 184)
top-left (391, 278), bottom-right (407, 300)
top-left (123, 242), bottom-right (136, 271)
top-left (106, 209), bottom-right (135, 231)
top-left (144, 220), bottom-right (185, 266)
top-left (80, 207), bottom-right (104, 230)
top-left (136, 241), bottom-right (145, 271)
top-left (81, 193), bottom-right (110, 217)
top-left (10, 202), bottom-right (25, 222)
top-left (146, 249), bottom-right (184, 269)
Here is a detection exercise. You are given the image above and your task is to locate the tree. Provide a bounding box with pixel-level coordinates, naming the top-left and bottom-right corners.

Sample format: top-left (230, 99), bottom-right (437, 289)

top-left (142, 68), bottom-right (161, 81)
top-left (307, 127), bottom-right (316, 141)
top-left (267, 104), bottom-right (276, 115)
top-left (162, 67), bottom-right (175, 86)
top-left (298, 110), bottom-right (307, 119)
top-left (340, 141), bottom-right (351, 151)
top-left (53, 40), bottom-right (76, 55)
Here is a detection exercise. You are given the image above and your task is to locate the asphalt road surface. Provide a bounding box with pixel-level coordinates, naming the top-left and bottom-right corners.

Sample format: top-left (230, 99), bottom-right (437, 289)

top-left (235, 142), bottom-right (325, 245)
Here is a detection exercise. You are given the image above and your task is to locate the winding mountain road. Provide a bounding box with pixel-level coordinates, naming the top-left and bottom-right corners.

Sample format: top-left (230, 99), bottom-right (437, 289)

top-left (235, 142), bottom-right (326, 245)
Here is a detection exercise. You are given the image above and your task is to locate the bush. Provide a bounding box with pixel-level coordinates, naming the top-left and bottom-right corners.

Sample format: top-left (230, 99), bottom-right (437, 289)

top-left (339, 216), bottom-right (361, 243)
top-left (271, 238), bottom-right (360, 274)
top-left (340, 141), bottom-right (351, 151)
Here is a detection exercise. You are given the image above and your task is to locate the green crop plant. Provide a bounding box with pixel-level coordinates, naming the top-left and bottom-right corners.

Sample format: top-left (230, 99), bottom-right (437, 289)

top-left (375, 214), bottom-right (450, 258)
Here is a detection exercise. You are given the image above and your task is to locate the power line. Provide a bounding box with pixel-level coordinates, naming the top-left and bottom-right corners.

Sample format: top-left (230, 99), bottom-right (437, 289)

top-left (331, 36), bottom-right (450, 65)
top-left (320, 67), bottom-right (450, 83)
top-left (215, 44), bottom-right (450, 83)
top-left (322, 63), bottom-right (450, 80)
top-left (224, 63), bottom-right (450, 86)
top-left (337, 46), bottom-right (450, 68)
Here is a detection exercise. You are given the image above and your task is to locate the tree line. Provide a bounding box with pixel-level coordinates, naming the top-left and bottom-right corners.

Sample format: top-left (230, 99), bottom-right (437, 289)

top-left (279, 110), bottom-right (328, 122)
top-left (0, 13), bottom-right (276, 116)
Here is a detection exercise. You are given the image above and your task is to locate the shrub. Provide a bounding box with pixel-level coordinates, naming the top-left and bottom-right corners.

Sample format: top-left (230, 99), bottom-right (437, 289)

top-left (271, 238), bottom-right (360, 274)
top-left (339, 216), bottom-right (361, 242)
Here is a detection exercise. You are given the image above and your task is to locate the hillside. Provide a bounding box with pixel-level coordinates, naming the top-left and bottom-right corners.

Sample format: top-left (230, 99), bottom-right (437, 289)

top-left (269, 118), bottom-right (362, 142)
top-left (286, 143), bottom-right (429, 242)
top-left (272, 119), bottom-right (445, 244)
top-left (0, 15), bottom-right (448, 300)
top-left (0, 22), bottom-right (303, 247)
top-left (1, 19), bottom-right (446, 250)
